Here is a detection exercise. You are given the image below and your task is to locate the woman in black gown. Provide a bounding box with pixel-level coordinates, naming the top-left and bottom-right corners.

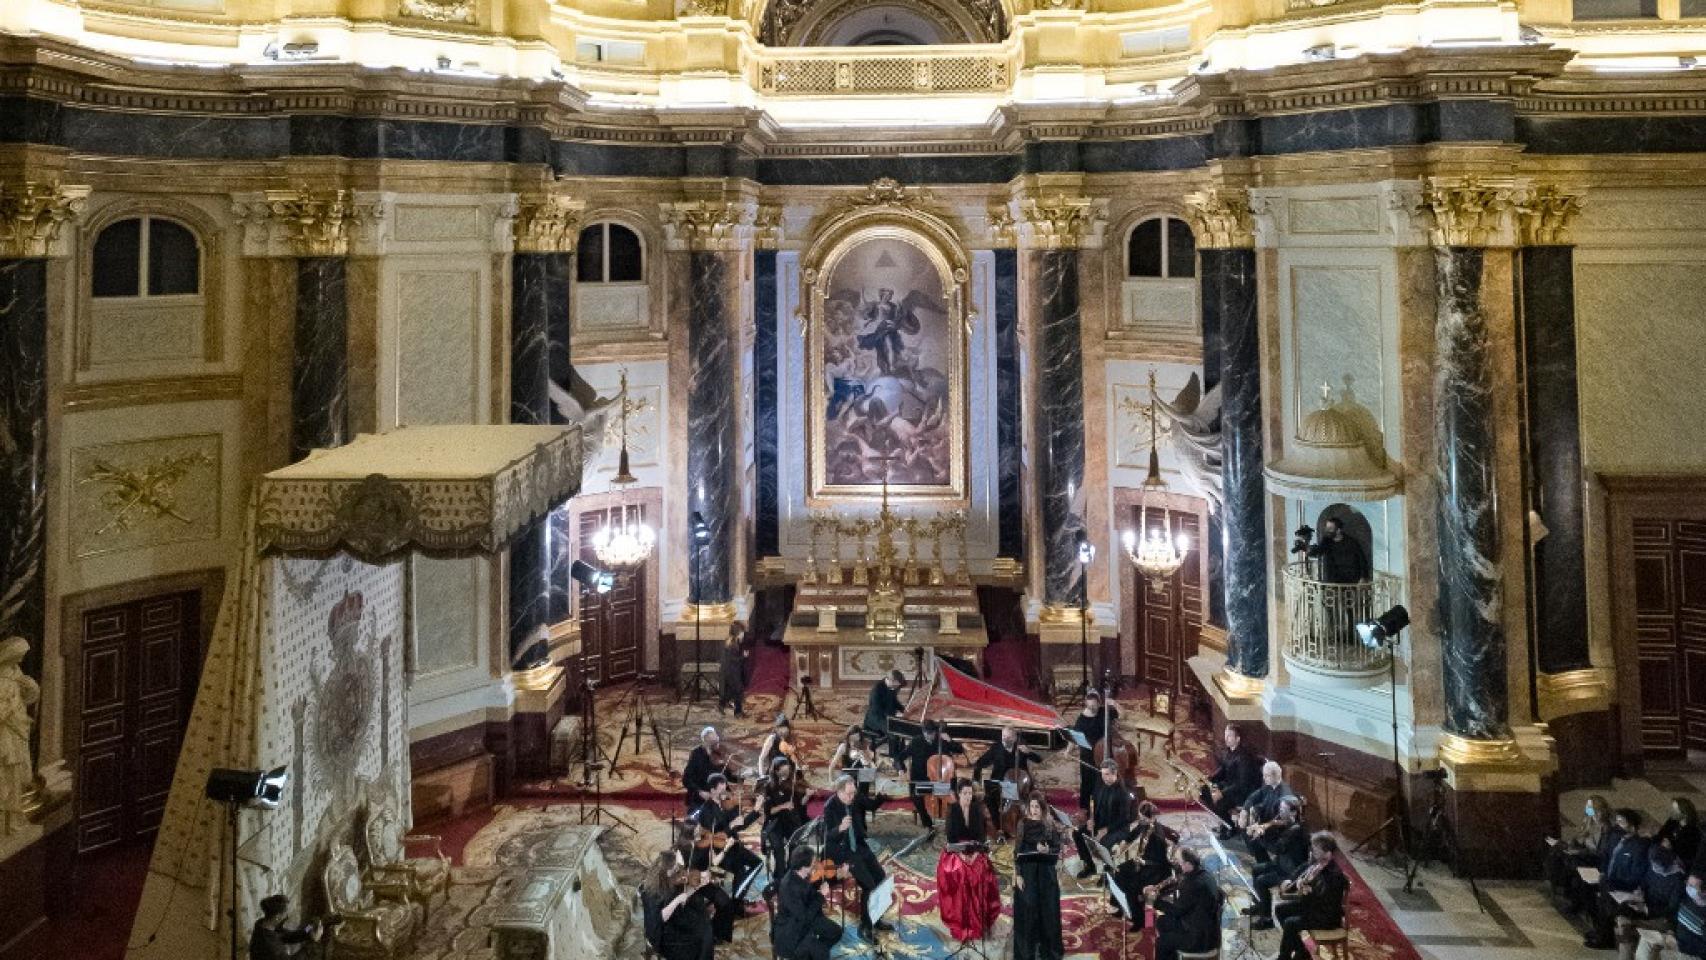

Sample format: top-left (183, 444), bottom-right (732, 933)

top-left (1013, 795), bottom-right (1065, 960)
top-left (640, 850), bottom-right (716, 960)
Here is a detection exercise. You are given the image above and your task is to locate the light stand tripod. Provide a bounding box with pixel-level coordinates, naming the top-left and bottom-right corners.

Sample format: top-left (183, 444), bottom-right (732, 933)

top-left (574, 677), bottom-right (635, 833)
top-left (1077, 530), bottom-right (1095, 699)
top-left (609, 672), bottom-right (669, 770)
top-left (789, 673), bottom-right (820, 721)
top-left (680, 511), bottom-right (715, 707)
top-left (1349, 633), bottom-right (1410, 863)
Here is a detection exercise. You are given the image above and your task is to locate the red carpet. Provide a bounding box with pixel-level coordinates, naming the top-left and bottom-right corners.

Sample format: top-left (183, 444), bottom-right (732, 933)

top-left (747, 641), bottom-right (790, 694)
top-left (981, 637), bottom-right (1034, 694)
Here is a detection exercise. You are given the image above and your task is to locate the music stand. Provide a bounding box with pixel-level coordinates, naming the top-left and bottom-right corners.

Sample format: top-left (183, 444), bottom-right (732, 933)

top-left (1106, 877), bottom-right (1138, 959)
top-left (1061, 728), bottom-right (1093, 752)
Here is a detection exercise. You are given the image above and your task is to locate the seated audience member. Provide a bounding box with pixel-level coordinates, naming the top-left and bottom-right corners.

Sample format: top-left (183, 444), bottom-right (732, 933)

top-left (1658, 797), bottom-right (1704, 871)
top-left (1591, 842), bottom-right (1686, 950)
top-left (1552, 794), bottom-right (1616, 910)
top-left (1628, 874), bottom-right (1706, 960)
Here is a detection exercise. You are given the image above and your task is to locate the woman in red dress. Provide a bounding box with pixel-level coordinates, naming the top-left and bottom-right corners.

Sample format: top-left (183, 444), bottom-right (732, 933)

top-left (937, 779), bottom-right (1002, 942)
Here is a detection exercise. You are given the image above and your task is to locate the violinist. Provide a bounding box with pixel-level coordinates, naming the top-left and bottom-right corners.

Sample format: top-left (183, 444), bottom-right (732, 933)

top-left (640, 850), bottom-right (716, 960)
top-left (1201, 724), bottom-right (1261, 835)
top-left (1273, 833), bottom-right (1349, 960)
top-left (830, 727), bottom-right (877, 803)
top-left (938, 779), bottom-right (1001, 942)
top-left (773, 845), bottom-right (843, 960)
top-left (689, 774), bottom-right (762, 942)
top-left (1072, 690), bottom-right (1120, 810)
top-left (1150, 846), bottom-right (1222, 960)
top-left (1244, 796), bottom-right (1309, 927)
top-left (1110, 800), bottom-right (1175, 931)
top-left (757, 714), bottom-right (797, 776)
top-left (683, 726), bottom-right (741, 811)
top-left (973, 725), bottom-right (1041, 836)
top-left (762, 755), bottom-right (809, 880)
top-left (1013, 795), bottom-right (1065, 960)
top-left (1072, 760), bottom-right (1134, 880)
top-left (1237, 761), bottom-right (1297, 849)
top-left (905, 720), bottom-right (967, 830)
top-left (863, 670), bottom-right (907, 762)
top-left (823, 774), bottom-right (891, 940)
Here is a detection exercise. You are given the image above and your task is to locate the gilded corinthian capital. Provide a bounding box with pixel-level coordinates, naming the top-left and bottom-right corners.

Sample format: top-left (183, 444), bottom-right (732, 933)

top-left (1421, 177), bottom-right (1520, 248)
top-left (1015, 194), bottom-right (1105, 249)
top-left (1183, 188), bottom-right (1255, 250)
top-left (661, 199), bottom-right (758, 251)
top-left (0, 180), bottom-right (90, 259)
top-left (241, 187), bottom-right (378, 257)
top-left (512, 194), bottom-right (585, 254)
top-left (1515, 183), bottom-right (1584, 247)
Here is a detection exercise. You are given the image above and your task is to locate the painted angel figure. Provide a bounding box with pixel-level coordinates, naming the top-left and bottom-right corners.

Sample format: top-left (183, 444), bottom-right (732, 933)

top-left (849, 287), bottom-right (936, 375)
top-left (0, 637), bottom-right (39, 835)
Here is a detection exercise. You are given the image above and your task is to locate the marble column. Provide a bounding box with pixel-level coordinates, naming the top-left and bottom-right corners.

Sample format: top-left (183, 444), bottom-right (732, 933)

top-left (995, 249), bottom-right (1024, 561)
top-left (687, 248), bottom-right (738, 607)
top-left (1197, 249), bottom-right (1227, 631)
top-left (1033, 246), bottom-right (1087, 608)
top-left (1518, 190), bottom-right (1589, 674)
top-left (754, 249), bottom-right (780, 558)
top-left (0, 182), bottom-right (84, 691)
top-left (291, 257), bottom-right (348, 461)
top-left (1188, 190), bottom-right (1264, 682)
top-left (509, 197), bottom-right (581, 662)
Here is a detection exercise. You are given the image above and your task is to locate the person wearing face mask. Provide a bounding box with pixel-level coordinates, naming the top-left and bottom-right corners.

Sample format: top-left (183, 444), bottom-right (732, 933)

top-left (1552, 795), bottom-right (1616, 912)
top-left (1631, 874), bottom-right (1706, 960)
top-left (1586, 814), bottom-right (1660, 949)
top-left (1659, 797), bottom-right (1703, 869)
top-left (1595, 845), bottom-right (1688, 951)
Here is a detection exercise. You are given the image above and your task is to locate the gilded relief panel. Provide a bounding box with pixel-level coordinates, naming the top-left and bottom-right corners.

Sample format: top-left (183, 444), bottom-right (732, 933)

top-left (69, 433), bottom-right (220, 559)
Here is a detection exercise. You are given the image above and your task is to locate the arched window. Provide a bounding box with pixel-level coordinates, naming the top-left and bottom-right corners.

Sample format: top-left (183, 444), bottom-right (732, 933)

top-left (1126, 216), bottom-right (1195, 280)
top-left (576, 222), bottom-right (644, 284)
top-left (92, 216), bottom-right (201, 298)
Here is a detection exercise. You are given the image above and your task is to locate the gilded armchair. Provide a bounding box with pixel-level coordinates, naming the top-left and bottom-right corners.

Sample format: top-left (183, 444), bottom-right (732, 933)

top-left (364, 804), bottom-right (450, 917)
top-left (323, 843), bottom-right (422, 959)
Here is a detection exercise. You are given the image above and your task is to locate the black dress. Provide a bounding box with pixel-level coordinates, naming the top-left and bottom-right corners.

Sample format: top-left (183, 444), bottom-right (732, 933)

top-left (642, 887), bottom-right (716, 960)
top-left (1071, 705), bottom-right (1120, 808)
top-left (1014, 820), bottom-right (1064, 960)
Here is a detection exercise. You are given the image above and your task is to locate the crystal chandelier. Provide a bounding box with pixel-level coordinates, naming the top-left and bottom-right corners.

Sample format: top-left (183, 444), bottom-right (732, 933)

top-left (1122, 369), bottom-right (1189, 583)
top-left (591, 369), bottom-right (655, 569)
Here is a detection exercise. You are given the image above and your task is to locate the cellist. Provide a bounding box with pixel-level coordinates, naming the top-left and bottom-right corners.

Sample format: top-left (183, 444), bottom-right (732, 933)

top-left (904, 719), bottom-right (966, 830)
top-left (973, 725), bottom-right (1042, 839)
top-left (1072, 760), bottom-right (1134, 880)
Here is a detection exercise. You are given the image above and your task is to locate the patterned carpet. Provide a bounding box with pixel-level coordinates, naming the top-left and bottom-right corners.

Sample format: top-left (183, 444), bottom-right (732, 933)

top-left (410, 660), bottom-right (1423, 960)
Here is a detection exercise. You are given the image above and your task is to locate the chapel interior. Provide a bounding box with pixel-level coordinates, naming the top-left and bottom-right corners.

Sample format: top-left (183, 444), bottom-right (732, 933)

top-left (3, 0), bottom-right (1706, 956)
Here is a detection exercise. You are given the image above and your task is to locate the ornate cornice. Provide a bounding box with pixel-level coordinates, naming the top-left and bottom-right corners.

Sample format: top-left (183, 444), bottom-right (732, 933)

top-left (753, 204), bottom-right (784, 250)
top-left (660, 199), bottom-right (758, 251)
top-left (234, 187), bottom-right (381, 258)
top-left (1515, 183), bottom-right (1584, 247)
top-left (1015, 194), bottom-right (1105, 250)
top-left (1183, 188), bottom-right (1255, 249)
top-left (1420, 177), bottom-right (1520, 248)
top-left (511, 194), bottom-right (585, 254)
top-left (0, 180), bottom-right (89, 259)
top-left (985, 202), bottom-right (1017, 248)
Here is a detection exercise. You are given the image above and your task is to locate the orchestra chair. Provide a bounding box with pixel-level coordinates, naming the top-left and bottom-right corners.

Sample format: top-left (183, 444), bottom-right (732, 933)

top-left (1305, 927), bottom-right (1351, 959)
top-left (1176, 950), bottom-right (1220, 960)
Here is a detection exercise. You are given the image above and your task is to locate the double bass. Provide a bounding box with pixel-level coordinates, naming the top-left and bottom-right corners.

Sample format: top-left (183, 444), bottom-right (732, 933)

top-left (998, 764), bottom-right (1036, 839)
top-left (1091, 670), bottom-right (1143, 799)
top-left (925, 749), bottom-right (959, 821)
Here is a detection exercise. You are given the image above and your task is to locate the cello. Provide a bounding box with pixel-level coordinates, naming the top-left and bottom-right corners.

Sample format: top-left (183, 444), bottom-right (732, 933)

top-left (924, 749), bottom-right (959, 821)
top-left (1090, 670), bottom-right (1144, 801)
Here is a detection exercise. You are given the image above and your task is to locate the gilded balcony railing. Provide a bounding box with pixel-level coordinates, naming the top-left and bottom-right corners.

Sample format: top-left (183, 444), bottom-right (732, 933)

top-left (1280, 562), bottom-right (1400, 678)
top-left (754, 47), bottom-right (1012, 95)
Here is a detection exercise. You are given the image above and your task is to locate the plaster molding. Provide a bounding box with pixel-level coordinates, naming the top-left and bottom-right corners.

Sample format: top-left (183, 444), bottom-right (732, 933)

top-left (0, 180), bottom-right (90, 259)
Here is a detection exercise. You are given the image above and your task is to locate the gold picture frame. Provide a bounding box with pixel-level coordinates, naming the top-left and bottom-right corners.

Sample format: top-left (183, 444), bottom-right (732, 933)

top-left (803, 203), bottom-right (970, 504)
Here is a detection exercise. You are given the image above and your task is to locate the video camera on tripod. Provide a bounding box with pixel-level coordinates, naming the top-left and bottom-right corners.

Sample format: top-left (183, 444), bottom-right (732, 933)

top-left (1289, 524), bottom-right (1316, 556)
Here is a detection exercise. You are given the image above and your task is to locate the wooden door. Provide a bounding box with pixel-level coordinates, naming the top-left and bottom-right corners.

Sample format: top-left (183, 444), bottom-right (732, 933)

top-left (77, 590), bottom-right (199, 853)
top-left (1634, 519), bottom-right (1706, 754)
top-left (577, 509), bottom-right (644, 685)
top-left (1132, 510), bottom-right (1202, 695)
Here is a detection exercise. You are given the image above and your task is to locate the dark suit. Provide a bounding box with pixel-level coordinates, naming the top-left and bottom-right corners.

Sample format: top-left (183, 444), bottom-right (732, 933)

top-left (248, 921), bottom-right (317, 960)
top-left (1251, 823), bottom-right (1310, 913)
top-left (1202, 745), bottom-right (1261, 823)
top-left (863, 681), bottom-right (905, 759)
top-left (773, 871), bottom-right (842, 960)
top-left (973, 740), bottom-right (1041, 826)
top-left (1155, 870), bottom-right (1222, 960)
top-left (1071, 706), bottom-right (1120, 809)
top-left (688, 800), bottom-right (761, 942)
top-left (904, 734), bottom-right (967, 827)
top-left (1275, 859), bottom-right (1349, 960)
top-left (1074, 781), bottom-right (1133, 873)
top-left (822, 792), bottom-right (885, 931)
top-left (1241, 783), bottom-right (1298, 862)
top-left (641, 888), bottom-right (716, 960)
top-left (682, 746), bottom-right (717, 810)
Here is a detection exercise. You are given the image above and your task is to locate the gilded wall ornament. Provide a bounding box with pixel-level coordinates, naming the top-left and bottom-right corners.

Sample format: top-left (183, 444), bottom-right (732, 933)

top-left (754, 204), bottom-right (785, 249)
top-left (985, 203), bottom-right (1017, 248)
top-left (512, 194), bottom-right (585, 254)
top-left (1421, 177), bottom-right (1519, 248)
top-left (681, 0), bottom-right (728, 15)
top-left (78, 448), bottom-right (216, 538)
top-left (1184, 188), bottom-right (1256, 249)
top-left (240, 187), bottom-right (379, 257)
top-left (0, 181), bottom-right (90, 259)
top-left (1016, 194), bottom-right (1105, 249)
top-left (1515, 183), bottom-right (1584, 247)
top-left (399, 0), bottom-right (475, 22)
top-left (661, 199), bottom-right (757, 250)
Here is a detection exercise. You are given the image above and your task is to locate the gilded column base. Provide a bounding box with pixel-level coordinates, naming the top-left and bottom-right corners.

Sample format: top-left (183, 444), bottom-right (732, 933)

top-left (681, 602), bottom-right (738, 624)
top-left (1215, 667), bottom-right (1264, 702)
top-left (1039, 603), bottom-right (1088, 624)
top-left (514, 663), bottom-right (566, 713)
top-left (1438, 725), bottom-right (1558, 792)
top-left (1536, 667), bottom-right (1613, 720)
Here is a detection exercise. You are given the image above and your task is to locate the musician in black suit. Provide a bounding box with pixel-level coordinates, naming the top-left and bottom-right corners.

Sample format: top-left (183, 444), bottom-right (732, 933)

top-left (1245, 797), bottom-right (1310, 924)
top-left (688, 775), bottom-right (762, 943)
top-left (904, 720), bottom-right (967, 829)
top-left (1073, 760), bottom-right (1134, 880)
top-left (973, 725), bottom-right (1042, 832)
top-left (640, 851), bottom-right (716, 960)
top-left (1202, 724), bottom-right (1262, 832)
top-left (863, 670), bottom-right (907, 762)
top-left (1239, 761), bottom-right (1299, 858)
top-left (682, 726), bottom-right (732, 811)
top-left (1071, 690), bottom-right (1121, 810)
top-left (762, 756), bottom-right (808, 880)
top-left (773, 846), bottom-right (842, 960)
top-left (1111, 801), bottom-right (1175, 930)
top-left (822, 775), bottom-right (892, 939)
top-left (1273, 833), bottom-right (1350, 960)
top-left (1152, 846), bottom-right (1222, 960)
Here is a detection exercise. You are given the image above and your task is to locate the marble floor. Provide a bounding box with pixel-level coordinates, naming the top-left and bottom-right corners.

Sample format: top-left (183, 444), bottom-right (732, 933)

top-left (1362, 770), bottom-right (1706, 960)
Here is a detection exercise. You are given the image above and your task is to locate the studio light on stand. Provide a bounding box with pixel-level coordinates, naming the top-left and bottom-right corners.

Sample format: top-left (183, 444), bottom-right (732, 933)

top-left (1349, 603), bottom-right (1417, 881)
top-left (206, 766), bottom-right (289, 960)
top-left (570, 559), bottom-right (614, 595)
top-left (1077, 529), bottom-right (1095, 696)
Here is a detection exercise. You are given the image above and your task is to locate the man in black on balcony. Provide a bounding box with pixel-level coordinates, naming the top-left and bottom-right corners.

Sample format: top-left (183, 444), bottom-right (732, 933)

top-left (1292, 518), bottom-right (1368, 585)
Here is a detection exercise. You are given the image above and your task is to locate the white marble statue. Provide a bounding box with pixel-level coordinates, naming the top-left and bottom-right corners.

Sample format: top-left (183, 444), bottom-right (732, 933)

top-left (0, 637), bottom-right (38, 834)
